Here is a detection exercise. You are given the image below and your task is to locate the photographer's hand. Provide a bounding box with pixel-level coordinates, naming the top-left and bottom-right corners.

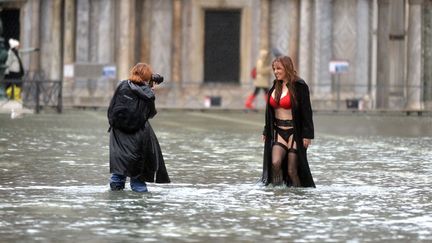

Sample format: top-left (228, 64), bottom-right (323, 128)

top-left (151, 83), bottom-right (159, 92)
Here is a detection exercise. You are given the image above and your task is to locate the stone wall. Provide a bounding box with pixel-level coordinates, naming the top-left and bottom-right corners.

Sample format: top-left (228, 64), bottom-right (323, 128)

top-left (6, 0), bottom-right (430, 110)
top-left (424, 0), bottom-right (432, 110)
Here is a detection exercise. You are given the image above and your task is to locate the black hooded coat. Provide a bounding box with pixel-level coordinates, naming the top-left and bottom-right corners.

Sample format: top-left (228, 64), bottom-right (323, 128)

top-left (261, 79), bottom-right (315, 187)
top-left (108, 80), bottom-right (170, 183)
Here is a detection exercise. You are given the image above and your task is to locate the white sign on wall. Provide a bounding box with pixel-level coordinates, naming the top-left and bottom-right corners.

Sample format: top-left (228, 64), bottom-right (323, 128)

top-left (63, 64), bottom-right (74, 78)
top-left (329, 60), bottom-right (349, 74)
top-left (102, 66), bottom-right (116, 78)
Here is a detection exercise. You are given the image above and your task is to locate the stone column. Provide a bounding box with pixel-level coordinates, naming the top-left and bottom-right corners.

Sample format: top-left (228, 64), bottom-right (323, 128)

top-left (270, 0), bottom-right (289, 56)
top-left (185, 0), bottom-right (199, 83)
top-left (250, 0), bottom-right (261, 69)
top-left (332, 0), bottom-right (357, 95)
top-left (98, 0), bottom-right (114, 63)
top-left (20, 1), bottom-right (34, 71)
top-left (89, 1), bottom-right (99, 63)
top-left (288, 0), bottom-right (299, 65)
top-left (376, 0), bottom-right (390, 108)
top-left (167, 0), bottom-right (182, 108)
top-left (18, 2), bottom-right (33, 70)
top-left (138, 0), bottom-right (151, 63)
top-left (74, 0), bottom-right (90, 99)
top-left (29, 0), bottom-right (40, 72)
top-left (370, 0), bottom-right (379, 109)
top-left (313, 0), bottom-right (332, 97)
top-left (298, 0), bottom-right (312, 84)
top-left (63, 0), bottom-right (75, 65)
top-left (423, 0), bottom-right (432, 110)
top-left (260, 0), bottom-right (270, 52)
top-left (50, 0), bottom-right (62, 80)
top-left (63, 0), bottom-right (75, 104)
top-left (356, 0), bottom-right (370, 95)
top-left (171, 0), bottom-right (182, 83)
top-left (76, 0), bottom-right (90, 63)
top-left (388, 0), bottom-right (406, 109)
top-left (406, 0), bottom-right (423, 110)
top-left (150, 0), bottom-right (172, 80)
top-left (270, 0), bottom-right (299, 62)
top-left (117, 0), bottom-right (135, 80)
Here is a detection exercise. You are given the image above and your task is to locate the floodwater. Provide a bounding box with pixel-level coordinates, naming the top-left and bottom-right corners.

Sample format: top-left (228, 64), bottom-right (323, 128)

top-left (0, 110), bottom-right (431, 242)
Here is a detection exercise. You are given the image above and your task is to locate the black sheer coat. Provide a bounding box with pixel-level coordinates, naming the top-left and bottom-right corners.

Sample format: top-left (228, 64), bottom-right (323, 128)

top-left (261, 79), bottom-right (315, 187)
top-left (108, 81), bottom-right (170, 183)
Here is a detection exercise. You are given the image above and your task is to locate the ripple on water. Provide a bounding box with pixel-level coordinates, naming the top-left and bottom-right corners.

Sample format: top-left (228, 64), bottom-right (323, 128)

top-left (1, 112), bottom-right (432, 242)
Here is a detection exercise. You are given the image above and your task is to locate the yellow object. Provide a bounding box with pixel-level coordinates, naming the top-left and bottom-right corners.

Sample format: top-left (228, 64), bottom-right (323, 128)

top-left (6, 85), bottom-right (22, 101)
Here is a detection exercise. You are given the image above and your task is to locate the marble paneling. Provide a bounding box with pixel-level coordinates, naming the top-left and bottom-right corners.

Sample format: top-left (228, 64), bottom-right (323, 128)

top-left (76, 0), bottom-right (90, 62)
top-left (313, 0), bottom-right (332, 97)
top-left (50, 0), bottom-right (61, 80)
top-left (423, 1), bottom-right (432, 109)
top-left (63, 0), bottom-right (75, 65)
top-left (298, 0), bottom-right (313, 86)
top-left (39, 0), bottom-right (52, 78)
top-left (355, 0), bottom-right (370, 95)
top-left (376, 0), bottom-right (390, 108)
top-left (333, 0), bottom-right (357, 94)
top-left (117, 0), bottom-right (134, 81)
top-left (270, 0), bottom-right (290, 56)
top-left (150, 0), bottom-right (173, 82)
top-left (406, 0), bottom-right (423, 109)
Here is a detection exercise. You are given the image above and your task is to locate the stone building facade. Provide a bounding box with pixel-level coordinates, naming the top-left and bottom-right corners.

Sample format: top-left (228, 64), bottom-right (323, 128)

top-left (1, 0), bottom-right (431, 110)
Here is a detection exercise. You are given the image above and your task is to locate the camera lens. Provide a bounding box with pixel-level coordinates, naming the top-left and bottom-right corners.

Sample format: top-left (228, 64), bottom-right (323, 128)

top-left (151, 74), bottom-right (164, 84)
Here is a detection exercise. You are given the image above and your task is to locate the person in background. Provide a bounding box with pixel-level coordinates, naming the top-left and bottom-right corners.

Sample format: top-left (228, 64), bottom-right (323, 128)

top-left (245, 49), bottom-right (272, 110)
top-left (108, 63), bottom-right (170, 192)
top-left (4, 38), bottom-right (24, 100)
top-left (261, 55), bottom-right (315, 187)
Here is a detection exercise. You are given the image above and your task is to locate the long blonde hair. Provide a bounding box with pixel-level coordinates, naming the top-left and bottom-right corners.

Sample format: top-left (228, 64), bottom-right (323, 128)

top-left (272, 56), bottom-right (299, 106)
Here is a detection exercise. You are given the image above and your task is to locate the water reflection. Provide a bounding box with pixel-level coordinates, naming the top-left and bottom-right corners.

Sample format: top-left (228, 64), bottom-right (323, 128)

top-left (0, 111), bottom-right (431, 242)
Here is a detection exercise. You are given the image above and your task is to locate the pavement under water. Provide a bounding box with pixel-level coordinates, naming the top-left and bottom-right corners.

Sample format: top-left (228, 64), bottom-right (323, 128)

top-left (0, 110), bottom-right (431, 242)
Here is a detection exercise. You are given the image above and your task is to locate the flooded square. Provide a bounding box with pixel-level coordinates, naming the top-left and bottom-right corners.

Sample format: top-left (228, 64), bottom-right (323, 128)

top-left (0, 110), bottom-right (431, 242)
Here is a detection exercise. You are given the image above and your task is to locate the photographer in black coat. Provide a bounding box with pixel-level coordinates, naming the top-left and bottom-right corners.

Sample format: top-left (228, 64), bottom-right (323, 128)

top-left (108, 63), bottom-right (170, 192)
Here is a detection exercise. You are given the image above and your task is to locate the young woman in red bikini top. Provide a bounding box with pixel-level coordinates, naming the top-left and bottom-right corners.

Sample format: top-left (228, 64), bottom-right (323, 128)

top-left (261, 56), bottom-right (314, 187)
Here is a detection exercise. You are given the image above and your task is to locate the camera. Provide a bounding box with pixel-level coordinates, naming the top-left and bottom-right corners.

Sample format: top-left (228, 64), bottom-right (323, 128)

top-left (151, 73), bottom-right (164, 84)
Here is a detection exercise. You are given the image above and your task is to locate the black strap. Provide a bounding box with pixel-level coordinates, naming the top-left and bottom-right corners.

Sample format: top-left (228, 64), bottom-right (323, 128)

top-left (273, 141), bottom-right (289, 151)
top-left (274, 118), bottom-right (293, 127)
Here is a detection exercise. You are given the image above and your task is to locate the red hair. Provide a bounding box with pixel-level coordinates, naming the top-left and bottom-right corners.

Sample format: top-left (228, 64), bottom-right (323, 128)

top-left (129, 63), bottom-right (153, 84)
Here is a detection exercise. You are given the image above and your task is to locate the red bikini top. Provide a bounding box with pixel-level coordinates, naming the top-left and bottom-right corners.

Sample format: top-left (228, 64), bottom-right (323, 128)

top-left (269, 94), bottom-right (292, 109)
